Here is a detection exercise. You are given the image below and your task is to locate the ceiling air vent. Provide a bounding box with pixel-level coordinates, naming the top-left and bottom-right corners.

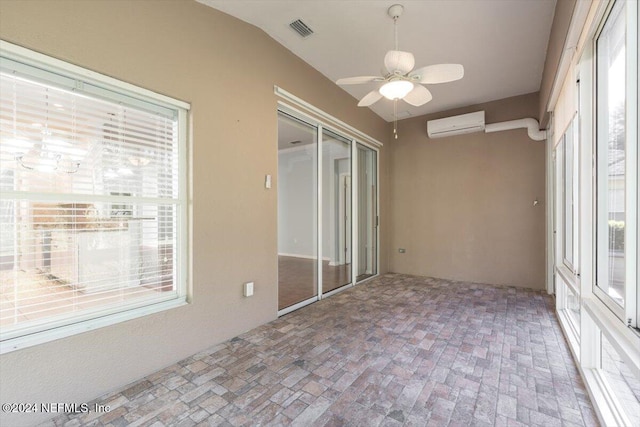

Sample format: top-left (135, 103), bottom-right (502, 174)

top-left (289, 19), bottom-right (314, 38)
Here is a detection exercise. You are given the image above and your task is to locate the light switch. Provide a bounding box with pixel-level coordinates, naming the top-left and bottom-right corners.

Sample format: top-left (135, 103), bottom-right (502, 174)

top-left (265, 174), bottom-right (272, 189)
top-left (244, 282), bottom-right (254, 297)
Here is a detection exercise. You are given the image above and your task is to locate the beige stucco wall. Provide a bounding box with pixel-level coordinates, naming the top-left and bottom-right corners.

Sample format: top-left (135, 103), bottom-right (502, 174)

top-left (539, 0), bottom-right (576, 126)
top-left (0, 1), bottom-right (390, 425)
top-left (389, 92), bottom-right (546, 289)
top-left (0, 1), bottom-right (552, 424)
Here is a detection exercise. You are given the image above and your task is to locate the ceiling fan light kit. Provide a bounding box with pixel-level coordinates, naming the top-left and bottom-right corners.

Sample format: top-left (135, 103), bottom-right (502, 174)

top-left (379, 79), bottom-right (414, 100)
top-left (336, 3), bottom-right (464, 139)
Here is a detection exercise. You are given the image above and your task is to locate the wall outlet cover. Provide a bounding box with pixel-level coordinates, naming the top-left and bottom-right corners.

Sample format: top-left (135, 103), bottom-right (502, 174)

top-left (244, 282), bottom-right (254, 297)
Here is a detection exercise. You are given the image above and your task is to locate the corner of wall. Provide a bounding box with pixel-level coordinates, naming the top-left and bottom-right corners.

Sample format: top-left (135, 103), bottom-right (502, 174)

top-left (539, 0), bottom-right (577, 123)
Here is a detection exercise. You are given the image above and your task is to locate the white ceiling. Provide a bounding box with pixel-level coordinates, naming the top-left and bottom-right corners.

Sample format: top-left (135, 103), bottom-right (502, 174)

top-left (197, 0), bottom-right (556, 122)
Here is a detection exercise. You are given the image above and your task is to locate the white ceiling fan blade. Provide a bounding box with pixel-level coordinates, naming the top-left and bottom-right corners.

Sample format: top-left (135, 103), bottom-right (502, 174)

top-left (336, 76), bottom-right (380, 85)
top-left (384, 50), bottom-right (415, 74)
top-left (358, 90), bottom-right (383, 107)
top-left (412, 64), bottom-right (464, 84)
top-left (402, 85), bottom-right (432, 106)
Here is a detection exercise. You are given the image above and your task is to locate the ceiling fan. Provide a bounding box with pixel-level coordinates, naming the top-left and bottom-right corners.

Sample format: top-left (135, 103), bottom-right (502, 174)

top-left (336, 4), bottom-right (464, 137)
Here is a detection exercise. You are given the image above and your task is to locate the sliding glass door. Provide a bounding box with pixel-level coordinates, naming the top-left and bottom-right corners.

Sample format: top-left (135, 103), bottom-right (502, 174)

top-left (322, 129), bottom-right (352, 294)
top-left (357, 144), bottom-right (377, 281)
top-left (277, 113), bottom-right (318, 310)
top-left (277, 110), bottom-right (378, 313)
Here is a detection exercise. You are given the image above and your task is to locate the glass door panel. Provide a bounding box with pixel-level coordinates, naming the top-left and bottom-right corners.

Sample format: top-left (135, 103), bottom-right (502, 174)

top-left (321, 129), bottom-right (352, 294)
top-left (277, 113), bottom-right (318, 310)
top-left (357, 144), bottom-right (377, 281)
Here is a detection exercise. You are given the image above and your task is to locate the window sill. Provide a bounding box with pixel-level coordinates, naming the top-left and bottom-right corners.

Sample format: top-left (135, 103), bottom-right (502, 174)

top-left (555, 264), bottom-right (579, 295)
top-left (582, 367), bottom-right (633, 427)
top-left (583, 297), bottom-right (640, 379)
top-left (557, 308), bottom-right (581, 358)
top-left (0, 298), bottom-right (188, 355)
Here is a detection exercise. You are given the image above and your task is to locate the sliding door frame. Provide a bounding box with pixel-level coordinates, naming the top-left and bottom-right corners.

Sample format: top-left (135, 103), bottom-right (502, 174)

top-left (277, 101), bottom-right (380, 316)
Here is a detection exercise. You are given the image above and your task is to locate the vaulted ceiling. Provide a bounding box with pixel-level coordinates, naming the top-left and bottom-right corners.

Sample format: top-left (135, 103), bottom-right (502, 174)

top-left (197, 0), bottom-right (556, 122)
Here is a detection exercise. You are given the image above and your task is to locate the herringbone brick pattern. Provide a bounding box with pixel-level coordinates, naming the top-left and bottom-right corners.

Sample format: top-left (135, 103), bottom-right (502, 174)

top-left (47, 274), bottom-right (599, 426)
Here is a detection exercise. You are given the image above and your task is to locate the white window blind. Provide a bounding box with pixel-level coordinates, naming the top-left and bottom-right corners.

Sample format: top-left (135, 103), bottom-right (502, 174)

top-left (0, 44), bottom-right (188, 347)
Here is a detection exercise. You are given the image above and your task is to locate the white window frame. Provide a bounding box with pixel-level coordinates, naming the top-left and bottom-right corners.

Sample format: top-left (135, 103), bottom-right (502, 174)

top-left (549, 1), bottom-right (640, 425)
top-left (562, 1), bottom-right (640, 425)
top-left (555, 124), bottom-right (581, 356)
top-left (555, 110), bottom-right (581, 341)
top-left (0, 41), bottom-right (190, 354)
top-left (591, 0), bottom-right (638, 325)
top-left (562, 118), bottom-right (578, 273)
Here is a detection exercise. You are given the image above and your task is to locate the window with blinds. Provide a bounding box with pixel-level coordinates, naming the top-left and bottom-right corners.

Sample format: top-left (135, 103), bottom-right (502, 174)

top-left (0, 42), bottom-right (189, 350)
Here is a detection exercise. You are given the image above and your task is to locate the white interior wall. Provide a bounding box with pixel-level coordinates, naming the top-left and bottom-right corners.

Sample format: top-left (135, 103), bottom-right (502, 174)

top-left (277, 146), bottom-right (317, 258)
top-left (277, 139), bottom-right (350, 263)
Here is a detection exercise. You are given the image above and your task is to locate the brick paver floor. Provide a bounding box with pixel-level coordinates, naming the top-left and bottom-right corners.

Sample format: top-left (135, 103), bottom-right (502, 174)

top-left (48, 274), bottom-right (599, 426)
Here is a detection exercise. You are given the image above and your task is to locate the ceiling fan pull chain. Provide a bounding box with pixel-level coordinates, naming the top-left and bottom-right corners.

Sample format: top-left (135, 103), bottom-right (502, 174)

top-left (394, 98), bottom-right (398, 139)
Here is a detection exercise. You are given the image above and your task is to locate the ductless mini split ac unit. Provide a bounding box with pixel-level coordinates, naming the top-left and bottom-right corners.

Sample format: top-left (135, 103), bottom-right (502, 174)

top-left (426, 110), bottom-right (547, 141)
top-left (426, 111), bottom-right (485, 139)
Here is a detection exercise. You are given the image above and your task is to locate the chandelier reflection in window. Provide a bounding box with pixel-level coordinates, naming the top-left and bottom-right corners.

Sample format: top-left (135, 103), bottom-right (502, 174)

top-left (14, 138), bottom-right (83, 174)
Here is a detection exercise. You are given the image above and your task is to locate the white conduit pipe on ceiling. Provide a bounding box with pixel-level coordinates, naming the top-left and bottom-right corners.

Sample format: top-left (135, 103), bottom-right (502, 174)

top-left (485, 118), bottom-right (547, 141)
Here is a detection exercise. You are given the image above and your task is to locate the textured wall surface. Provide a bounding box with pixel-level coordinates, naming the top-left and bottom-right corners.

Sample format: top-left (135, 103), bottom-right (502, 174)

top-left (0, 1), bottom-right (389, 425)
top-left (389, 93), bottom-right (546, 289)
